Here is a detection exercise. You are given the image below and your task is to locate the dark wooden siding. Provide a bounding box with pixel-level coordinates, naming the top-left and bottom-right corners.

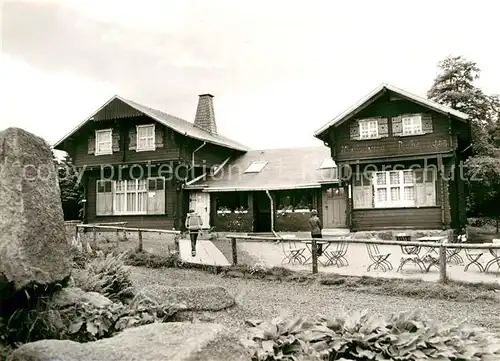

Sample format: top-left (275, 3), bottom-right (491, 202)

top-left (351, 207), bottom-right (442, 230)
top-left (71, 116), bottom-right (181, 168)
top-left (85, 169), bottom-right (177, 229)
top-left (180, 139), bottom-right (240, 168)
top-left (334, 94), bottom-right (457, 162)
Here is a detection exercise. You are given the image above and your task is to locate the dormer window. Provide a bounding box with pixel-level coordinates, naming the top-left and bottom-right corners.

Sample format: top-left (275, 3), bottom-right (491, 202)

top-left (136, 124), bottom-right (155, 152)
top-left (359, 120), bottom-right (378, 139)
top-left (95, 129), bottom-right (112, 155)
top-left (244, 161), bottom-right (268, 173)
top-left (402, 115), bottom-right (422, 135)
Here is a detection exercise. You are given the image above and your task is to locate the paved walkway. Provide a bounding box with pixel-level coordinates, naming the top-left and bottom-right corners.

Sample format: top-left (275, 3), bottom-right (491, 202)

top-left (239, 241), bottom-right (500, 284)
top-left (178, 238), bottom-right (230, 266)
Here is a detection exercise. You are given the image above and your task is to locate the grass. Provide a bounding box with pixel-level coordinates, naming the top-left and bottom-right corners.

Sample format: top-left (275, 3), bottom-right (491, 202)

top-left (124, 249), bottom-right (500, 303)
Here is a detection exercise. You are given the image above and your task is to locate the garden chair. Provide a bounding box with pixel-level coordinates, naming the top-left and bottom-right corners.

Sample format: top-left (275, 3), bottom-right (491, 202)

top-left (445, 232), bottom-right (464, 265)
top-left (484, 239), bottom-right (500, 273)
top-left (326, 240), bottom-right (349, 267)
top-left (397, 244), bottom-right (426, 273)
top-left (279, 236), bottom-right (306, 265)
top-left (366, 243), bottom-right (392, 272)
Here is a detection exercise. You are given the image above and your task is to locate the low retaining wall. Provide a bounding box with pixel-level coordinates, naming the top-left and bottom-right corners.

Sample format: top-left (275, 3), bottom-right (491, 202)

top-left (213, 213), bottom-right (253, 233)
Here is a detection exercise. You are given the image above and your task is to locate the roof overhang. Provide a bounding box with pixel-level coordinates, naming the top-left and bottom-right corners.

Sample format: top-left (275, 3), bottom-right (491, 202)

top-left (187, 183), bottom-right (322, 192)
top-left (313, 83), bottom-right (469, 139)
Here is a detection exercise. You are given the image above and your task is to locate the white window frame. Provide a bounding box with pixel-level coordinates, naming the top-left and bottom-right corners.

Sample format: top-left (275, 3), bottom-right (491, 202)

top-left (136, 124), bottom-right (156, 152)
top-left (359, 120), bottom-right (379, 139)
top-left (113, 179), bottom-right (148, 215)
top-left (244, 161), bottom-right (268, 173)
top-left (402, 114), bottom-right (423, 135)
top-left (373, 170), bottom-right (415, 208)
top-left (95, 129), bottom-right (113, 155)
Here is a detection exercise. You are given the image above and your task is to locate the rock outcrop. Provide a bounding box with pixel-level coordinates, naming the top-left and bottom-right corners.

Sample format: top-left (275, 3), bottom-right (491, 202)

top-left (12, 322), bottom-right (251, 361)
top-left (0, 128), bottom-right (71, 297)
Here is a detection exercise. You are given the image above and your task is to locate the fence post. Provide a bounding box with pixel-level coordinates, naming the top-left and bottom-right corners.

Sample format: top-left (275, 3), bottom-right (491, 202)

top-left (311, 238), bottom-right (318, 274)
top-left (138, 230), bottom-right (143, 252)
top-left (92, 226), bottom-right (97, 249)
top-left (439, 243), bottom-right (448, 283)
top-left (116, 228), bottom-right (120, 246)
top-left (74, 225), bottom-right (79, 244)
top-left (174, 234), bottom-right (180, 255)
top-left (231, 237), bottom-right (238, 266)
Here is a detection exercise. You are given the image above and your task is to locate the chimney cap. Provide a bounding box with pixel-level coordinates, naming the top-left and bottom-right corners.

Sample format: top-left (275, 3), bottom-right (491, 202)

top-left (198, 93), bottom-right (214, 98)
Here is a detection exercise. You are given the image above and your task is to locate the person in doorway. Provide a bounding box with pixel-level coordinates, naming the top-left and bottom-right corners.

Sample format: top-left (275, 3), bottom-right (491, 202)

top-left (185, 209), bottom-right (203, 257)
top-left (308, 210), bottom-right (323, 256)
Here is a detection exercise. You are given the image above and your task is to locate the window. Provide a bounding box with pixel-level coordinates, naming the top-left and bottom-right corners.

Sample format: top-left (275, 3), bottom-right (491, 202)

top-left (374, 170), bottom-right (415, 208)
top-left (136, 124), bottom-right (155, 151)
top-left (95, 129), bottom-right (112, 155)
top-left (359, 120), bottom-right (378, 139)
top-left (402, 115), bottom-right (422, 135)
top-left (276, 189), bottom-right (314, 212)
top-left (114, 179), bottom-right (148, 214)
top-left (244, 161), bottom-right (268, 173)
top-left (95, 177), bottom-right (166, 216)
top-left (216, 192), bottom-right (248, 213)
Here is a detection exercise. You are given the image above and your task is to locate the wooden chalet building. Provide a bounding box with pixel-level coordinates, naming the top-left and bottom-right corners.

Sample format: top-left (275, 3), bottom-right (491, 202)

top-left (314, 84), bottom-right (472, 231)
top-left (54, 94), bottom-right (249, 230)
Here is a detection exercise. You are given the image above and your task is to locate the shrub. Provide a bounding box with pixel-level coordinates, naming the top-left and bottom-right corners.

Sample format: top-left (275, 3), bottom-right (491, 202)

top-left (75, 252), bottom-right (134, 303)
top-left (247, 310), bottom-right (500, 360)
top-left (0, 294), bottom-right (182, 345)
top-left (124, 250), bottom-right (179, 268)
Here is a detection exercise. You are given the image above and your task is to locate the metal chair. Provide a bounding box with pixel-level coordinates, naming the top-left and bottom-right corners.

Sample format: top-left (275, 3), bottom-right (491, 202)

top-left (327, 241), bottom-right (349, 267)
top-left (484, 239), bottom-right (500, 273)
top-left (464, 248), bottom-right (484, 272)
top-left (397, 245), bottom-right (426, 273)
top-left (366, 243), bottom-right (392, 272)
top-left (279, 236), bottom-right (306, 265)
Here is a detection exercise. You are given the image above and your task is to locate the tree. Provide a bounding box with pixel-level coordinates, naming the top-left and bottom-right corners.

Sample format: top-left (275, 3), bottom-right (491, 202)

top-left (56, 154), bottom-right (84, 221)
top-left (428, 55), bottom-right (500, 229)
top-left (427, 55), bottom-right (500, 156)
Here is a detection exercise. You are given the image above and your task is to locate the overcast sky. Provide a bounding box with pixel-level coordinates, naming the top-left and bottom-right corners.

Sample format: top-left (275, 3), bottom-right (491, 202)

top-left (1, 0), bottom-right (499, 150)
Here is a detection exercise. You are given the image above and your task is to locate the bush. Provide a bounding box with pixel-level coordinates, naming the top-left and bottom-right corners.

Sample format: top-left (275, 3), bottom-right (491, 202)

top-left (74, 252), bottom-right (134, 303)
top-left (124, 250), bottom-right (180, 268)
top-left (247, 310), bottom-right (500, 360)
top-left (0, 293), bottom-right (182, 345)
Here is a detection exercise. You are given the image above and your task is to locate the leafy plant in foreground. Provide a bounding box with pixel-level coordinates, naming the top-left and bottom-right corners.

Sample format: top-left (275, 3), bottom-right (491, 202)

top-left (247, 310), bottom-right (500, 361)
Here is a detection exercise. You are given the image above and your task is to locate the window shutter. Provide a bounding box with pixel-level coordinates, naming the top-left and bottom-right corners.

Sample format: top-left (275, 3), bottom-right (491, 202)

top-left (128, 128), bottom-right (137, 150)
top-left (392, 116), bottom-right (403, 136)
top-left (88, 133), bottom-right (96, 155)
top-left (112, 130), bottom-right (120, 152)
top-left (421, 113), bottom-right (433, 134)
top-left (146, 178), bottom-right (165, 214)
top-left (350, 120), bottom-right (360, 140)
top-left (155, 126), bottom-right (164, 149)
top-left (378, 118), bottom-right (389, 138)
top-left (96, 180), bottom-right (113, 215)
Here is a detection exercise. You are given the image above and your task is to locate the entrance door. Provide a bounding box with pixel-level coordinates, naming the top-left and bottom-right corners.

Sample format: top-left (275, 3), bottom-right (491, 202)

top-left (189, 192), bottom-right (210, 229)
top-left (323, 187), bottom-right (347, 228)
top-left (253, 192), bottom-right (271, 232)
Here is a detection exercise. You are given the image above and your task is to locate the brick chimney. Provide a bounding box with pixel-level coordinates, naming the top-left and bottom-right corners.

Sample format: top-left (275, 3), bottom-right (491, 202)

top-left (194, 94), bottom-right (217, 135)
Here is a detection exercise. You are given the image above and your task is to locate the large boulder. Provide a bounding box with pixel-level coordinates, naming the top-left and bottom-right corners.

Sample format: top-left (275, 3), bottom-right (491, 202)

top-left (0, 128), bottom-right (71, 296)
top-left (137, 284), bottom-right (235, 311)
top-left (12, 322), bottom-right (251, 361)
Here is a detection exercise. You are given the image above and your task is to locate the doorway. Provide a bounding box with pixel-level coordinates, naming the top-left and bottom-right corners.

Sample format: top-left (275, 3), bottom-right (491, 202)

top-left (189, 191), bottom-right (210, 229)
top-left (322, 187), bottom-right (347, 228)
top-left (253, 192), bottom-right (271, 232)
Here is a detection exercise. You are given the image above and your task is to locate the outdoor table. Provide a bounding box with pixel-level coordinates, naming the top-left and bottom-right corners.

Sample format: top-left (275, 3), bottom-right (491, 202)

top-left (415, 236), bottom-right (445, 256)
top-left (301, 241), bottom-right (331, 266)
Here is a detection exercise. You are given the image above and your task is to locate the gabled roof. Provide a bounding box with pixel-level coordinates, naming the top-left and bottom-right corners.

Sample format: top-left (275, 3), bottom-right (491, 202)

top-left (53, 95), bottom-right (249, 152)
top-left (185, 146), bottom-right (338, 192)
top-left (314, 83), bottom-right (469, 138)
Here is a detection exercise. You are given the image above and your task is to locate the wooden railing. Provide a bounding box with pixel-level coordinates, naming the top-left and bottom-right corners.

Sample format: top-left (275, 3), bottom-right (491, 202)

top-left (76, 223), bottom-right (181, 253)
top-left (226, 234), bottom-right (500, 283)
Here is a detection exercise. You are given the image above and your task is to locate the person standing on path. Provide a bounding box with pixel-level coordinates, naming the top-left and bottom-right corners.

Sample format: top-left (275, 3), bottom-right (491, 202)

top-left (308, 210), bottom-right (323, 256)
top-left (185, 209), bottom-right (203, 257)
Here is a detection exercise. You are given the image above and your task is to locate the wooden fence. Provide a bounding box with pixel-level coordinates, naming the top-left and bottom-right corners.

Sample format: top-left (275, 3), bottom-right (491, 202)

top-left (226, 234), bottom-right (500, 283)
top-left (76, 223), bottom-right (181, 253)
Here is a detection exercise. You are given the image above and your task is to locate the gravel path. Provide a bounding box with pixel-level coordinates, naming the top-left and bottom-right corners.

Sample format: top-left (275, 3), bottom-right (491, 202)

top-left (130, 267), bottom-right (500, 334)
